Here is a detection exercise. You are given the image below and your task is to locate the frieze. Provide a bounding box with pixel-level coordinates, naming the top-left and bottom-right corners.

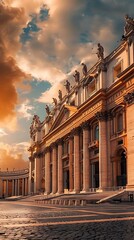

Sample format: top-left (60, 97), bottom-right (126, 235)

top-left (124, 91), bottom-right (134, 104)
top-left (107, 89), bottom-right (126, 104)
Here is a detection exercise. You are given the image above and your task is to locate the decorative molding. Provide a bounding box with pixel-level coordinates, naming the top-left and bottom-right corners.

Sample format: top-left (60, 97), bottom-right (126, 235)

top-left (124, 91), bottom-right (134, 105)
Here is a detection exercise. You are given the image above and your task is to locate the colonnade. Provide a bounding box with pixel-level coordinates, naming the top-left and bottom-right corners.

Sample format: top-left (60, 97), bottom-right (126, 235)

top-left (0, 170), bottom-right (29, 198)
top-left (31, 114), bottom-right (109, 195)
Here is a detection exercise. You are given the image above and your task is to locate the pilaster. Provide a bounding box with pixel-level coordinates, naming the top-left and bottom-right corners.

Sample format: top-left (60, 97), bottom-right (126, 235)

top-left (51, 143), bottom-right (57, 194)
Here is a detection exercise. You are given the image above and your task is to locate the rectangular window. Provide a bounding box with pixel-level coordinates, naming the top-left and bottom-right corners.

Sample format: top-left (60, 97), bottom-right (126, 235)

top-left (113, 62), bottom-right (122, 80)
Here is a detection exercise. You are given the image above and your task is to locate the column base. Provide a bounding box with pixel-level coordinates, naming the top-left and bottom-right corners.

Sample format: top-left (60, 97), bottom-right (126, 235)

top-left (80, 189), bottom-right (89, 193)
top-left (126, 185), bottom-right (134, 190)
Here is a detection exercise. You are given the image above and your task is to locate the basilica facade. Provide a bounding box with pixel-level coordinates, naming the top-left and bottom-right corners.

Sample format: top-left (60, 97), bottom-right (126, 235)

top-left (28, 17), bottom-right (134, 195)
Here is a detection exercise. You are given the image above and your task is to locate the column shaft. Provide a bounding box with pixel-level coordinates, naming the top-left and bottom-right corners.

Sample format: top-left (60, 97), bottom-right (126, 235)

top-left (12, 180), bottom-right (15, 196)
top-left (74, 132), bottom-right (80, 193)
top-left (69, 137), bottom-right (74, 191)
top-left (83, 127), bottom-right (90, 191)
top-left (58, 142), bottom-right (63, 193)
top-left (45, 151), bottom-right (51, 194)
top-left (52, 146), bottom-right (57, 194)
top-left (99, 120), bottom-right (108, 189)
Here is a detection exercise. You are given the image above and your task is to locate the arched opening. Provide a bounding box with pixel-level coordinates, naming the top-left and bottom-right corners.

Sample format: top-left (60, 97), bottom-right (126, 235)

top-left (116, 149), bottom-right (127, 186)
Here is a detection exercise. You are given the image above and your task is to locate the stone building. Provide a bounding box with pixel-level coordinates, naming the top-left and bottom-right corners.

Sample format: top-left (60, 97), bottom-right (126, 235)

top-left (0, 169), bottom-right (29, 198)
top-left (29, 17), bottom-right (134, 195)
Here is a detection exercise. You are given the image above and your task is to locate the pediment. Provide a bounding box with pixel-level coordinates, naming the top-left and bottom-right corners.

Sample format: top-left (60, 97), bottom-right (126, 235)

top-left (50, 104), bottom-right (77, 131)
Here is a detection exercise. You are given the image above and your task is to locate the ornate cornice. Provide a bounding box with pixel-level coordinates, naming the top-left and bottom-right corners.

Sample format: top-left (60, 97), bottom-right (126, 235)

top-left (124, 91), bottom-right (134, 105)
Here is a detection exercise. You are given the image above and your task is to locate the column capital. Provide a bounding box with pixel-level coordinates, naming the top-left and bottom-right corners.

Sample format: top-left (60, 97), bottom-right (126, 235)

top-left (44, 146), bottom-right (51, 154)
top-left (56, 138), bottom-right (63, 145)
top-left (95, 111), bottom-right (107, 121)
top-left (50, 142), bottom-right (57, 149)
top-left (124, 91), bottom-right (134, 105)
top-left (81, 121), bottom-right (90, 130)
top-left (71, 126), bottom-right (81, 136)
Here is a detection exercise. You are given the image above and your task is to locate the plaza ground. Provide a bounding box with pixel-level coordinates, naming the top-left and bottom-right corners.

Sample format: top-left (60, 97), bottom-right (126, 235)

top-left (0, 197), bottom-right (134, 239)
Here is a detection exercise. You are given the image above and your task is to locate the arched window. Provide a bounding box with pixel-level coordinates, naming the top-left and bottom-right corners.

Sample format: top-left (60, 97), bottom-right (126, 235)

top-left (94, 125), bottom-right (99, 140)
top-left (117, 112), bottom-right (123, 132)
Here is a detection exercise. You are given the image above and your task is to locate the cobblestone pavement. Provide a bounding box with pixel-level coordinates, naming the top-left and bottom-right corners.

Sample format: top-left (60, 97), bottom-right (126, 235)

top-left (0, 200), bottom-right (134, 240)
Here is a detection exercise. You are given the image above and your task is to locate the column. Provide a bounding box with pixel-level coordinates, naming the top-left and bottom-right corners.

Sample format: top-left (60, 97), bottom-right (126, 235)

top-left (96, 111), bottom-right (108, 189)
top-left (124, 92), bottom-right (134, 187)
top-left (69, 136), bottom-right (74, 191)
top-left (18, 179), bottom-right (20, 195)
top-left (29, 160), bottom-right (32, 194)
top-left (45, 147), bottom-right (51, 194)
top-left (57, 139), bottom-right (63, 194)
top-left (34, 156), bottom-right (41, 194)
top-left (22, 178), bottom-right (25, 196)
top-left (15, 180), bottom-right (17, 195)
top-left (12, 179), bottom-right (15, 196)
top-left (25, 178), bottom-right (28, 195)
top-left (73, 127), bottom-right (80, 193)
top-left (82, 122), bottom-right (90, 192)
top-left (6, 180), bottom-right (8, 197)
top-left (52, 143), bottom-right (57, 194)
top-left (0, 179), bottom-right (2, 198)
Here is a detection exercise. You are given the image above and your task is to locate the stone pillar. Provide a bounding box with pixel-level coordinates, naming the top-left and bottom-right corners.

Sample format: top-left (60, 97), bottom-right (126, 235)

top-left (69, 136), bottom-right (74, 192)
top-left (6, 180), bottom-right (9, 197)
top-left (18, 179), bottom-right (20, 195)
top-left (0, 179), bottom-right (2, 198)
top-left (12, 179), bottom-right (15, 196)
top-left (52, 143), bottom-right (57, 194)
top-left (82, 122), bottom-right (90, 192)
top-left (57, 139), bottom-right (63, 194)
top-left (73, 128), bottom-right (80, 193)
top-left (124, 92), bottom-right (134, 187)
top-left (28, 160), bottom-right (32, 194)
top-left (34, 156), bottom-right (41, 194)
top-left (96, 111), bottom-right (108, 189)
top-left (45, 147), bottom-right (51, 194)
top-left (15, 180), bottom-right (17, 195)
top-left (22, 178), bottom-right (25, 196)
top-left (25, 178), bottom-right (28, 195)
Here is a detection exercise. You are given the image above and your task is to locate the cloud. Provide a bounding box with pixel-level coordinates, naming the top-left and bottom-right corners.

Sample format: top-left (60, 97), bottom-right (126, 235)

top-left (0, 3), bottom-right (29, 122)
top-left (0, 141), bottom-right (29, 170)
top-left (0, 128), bottom-right (8, 137)
top-left (17, 99), bottom-right (34, 120)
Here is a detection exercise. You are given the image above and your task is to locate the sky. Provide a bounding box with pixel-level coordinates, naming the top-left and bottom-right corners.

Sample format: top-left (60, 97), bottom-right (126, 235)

top-left (0, 0), bottom-right (134, 170)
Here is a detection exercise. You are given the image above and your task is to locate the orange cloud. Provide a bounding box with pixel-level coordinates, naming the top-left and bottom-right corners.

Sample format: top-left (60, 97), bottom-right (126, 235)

top-left (0, 3), bottom-right (29, 122)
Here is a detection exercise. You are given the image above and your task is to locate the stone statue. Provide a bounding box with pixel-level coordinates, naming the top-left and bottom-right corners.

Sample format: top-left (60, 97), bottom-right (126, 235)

top-left (124, 14), bottom-right (134, 36)
top-left (58, 90), bottom-right (62, 101)
top-left (81, 63), bottom-right (87, 77)
top-left (45, 105), bottom-right (50, 115)
top-left (64, 80), bottom-right (70, 93)
top-left (97, 43), bottom-right (104, 60)
top-left (52, 98), bottom-right (57, 106)
top-left (73, 70), bottom-right (80, 83)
